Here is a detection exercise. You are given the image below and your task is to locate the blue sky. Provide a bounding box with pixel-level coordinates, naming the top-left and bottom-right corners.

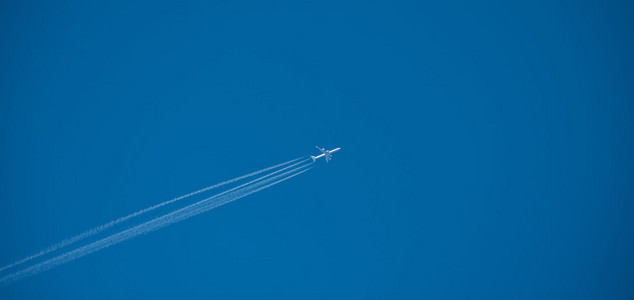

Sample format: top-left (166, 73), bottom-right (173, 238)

top-left (1, 0), bottom-right (633, 299)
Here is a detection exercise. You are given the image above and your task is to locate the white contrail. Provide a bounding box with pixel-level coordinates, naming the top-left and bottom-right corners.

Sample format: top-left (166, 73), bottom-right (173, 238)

top-left (0, 157), bottom-right (303, 274)
top-left (94, 162), bottom-right (313, 253)
top-left (0, 160), bottom-right (312, 287)
top-left (0, 163), bottom-right (312, 286)
top-left (157, 162), bottom-right (312, 227)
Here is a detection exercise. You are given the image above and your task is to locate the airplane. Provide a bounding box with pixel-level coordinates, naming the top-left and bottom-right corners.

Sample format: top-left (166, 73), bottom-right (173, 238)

top-left (311, 146), bottom-right (341, 162)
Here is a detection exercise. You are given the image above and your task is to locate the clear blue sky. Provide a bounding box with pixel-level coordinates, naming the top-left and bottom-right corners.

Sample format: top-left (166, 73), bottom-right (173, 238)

top-left (1, 0), bottom-right (633, 299)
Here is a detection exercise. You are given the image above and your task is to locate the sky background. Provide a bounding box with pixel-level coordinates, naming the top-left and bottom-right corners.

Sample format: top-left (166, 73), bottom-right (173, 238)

top-left (1, 0), bottom-right (633, 299)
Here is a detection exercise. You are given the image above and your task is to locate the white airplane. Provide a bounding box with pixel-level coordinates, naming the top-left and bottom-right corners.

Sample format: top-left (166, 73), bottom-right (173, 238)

top-left (311, 146), bottom-right (341, 162)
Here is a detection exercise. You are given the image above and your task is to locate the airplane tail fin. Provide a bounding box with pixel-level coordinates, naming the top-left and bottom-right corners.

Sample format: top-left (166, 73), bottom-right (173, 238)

top-left (311, 156), bottom-right (316, 162)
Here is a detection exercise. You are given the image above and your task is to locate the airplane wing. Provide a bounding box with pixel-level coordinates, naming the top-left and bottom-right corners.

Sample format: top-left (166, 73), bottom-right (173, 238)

top-left (316, 146), bottom-right (327, 154)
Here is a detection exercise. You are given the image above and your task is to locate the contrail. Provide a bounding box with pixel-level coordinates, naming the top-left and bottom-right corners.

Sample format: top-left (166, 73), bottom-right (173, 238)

top-left (0, 157), bottom-right (303, 274)
top-left (0, 159), bottom-right (312, 287)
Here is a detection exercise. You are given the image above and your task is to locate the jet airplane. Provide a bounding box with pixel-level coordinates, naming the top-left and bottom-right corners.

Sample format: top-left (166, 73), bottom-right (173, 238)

top-left (311, 146), bottom-right (341, 162)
